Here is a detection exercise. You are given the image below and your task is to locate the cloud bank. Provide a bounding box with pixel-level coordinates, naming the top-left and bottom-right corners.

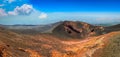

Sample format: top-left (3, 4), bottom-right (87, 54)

top-left (8, 4), bottom-right (34, 15)
top-left (0, 3), bottom-right (48, 19)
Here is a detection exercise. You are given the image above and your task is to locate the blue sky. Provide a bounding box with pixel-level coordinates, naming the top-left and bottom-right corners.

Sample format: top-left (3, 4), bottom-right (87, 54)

top-left (29, 0), bottom-right (120, 12)
top-left (0, 0), bottom-right (120, 25)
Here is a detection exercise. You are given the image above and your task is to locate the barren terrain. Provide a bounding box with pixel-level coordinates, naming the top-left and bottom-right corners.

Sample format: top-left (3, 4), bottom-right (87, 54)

top-left (0, 21), bottom-right (120, 57)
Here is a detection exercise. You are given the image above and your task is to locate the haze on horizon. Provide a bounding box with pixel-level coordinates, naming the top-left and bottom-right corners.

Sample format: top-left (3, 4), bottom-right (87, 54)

top-left (0, 0), bottom-right (120, 25)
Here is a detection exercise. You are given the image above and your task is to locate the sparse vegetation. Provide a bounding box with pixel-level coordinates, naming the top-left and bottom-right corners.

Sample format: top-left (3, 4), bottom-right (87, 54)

top-left (101, 33), bottom-right (120, 57)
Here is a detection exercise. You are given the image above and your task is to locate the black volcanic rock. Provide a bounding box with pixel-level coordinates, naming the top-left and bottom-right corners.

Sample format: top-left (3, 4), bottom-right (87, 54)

top-left (53, 21), bottom-right (104, 38)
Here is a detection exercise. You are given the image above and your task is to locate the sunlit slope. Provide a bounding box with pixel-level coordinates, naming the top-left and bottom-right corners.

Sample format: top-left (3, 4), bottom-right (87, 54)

top-left (0, 26), bottom-right (120, 57)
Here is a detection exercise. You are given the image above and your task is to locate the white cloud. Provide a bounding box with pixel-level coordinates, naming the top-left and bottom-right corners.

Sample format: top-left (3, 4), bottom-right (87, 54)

top-left (0, 3), bottom-right (48, 20)
top-left (0, 8), bottom-right (7, 16)
top-left (8, 4), bottom-right (34, 15)
top-left (38, 13), bottom-right (47, 19)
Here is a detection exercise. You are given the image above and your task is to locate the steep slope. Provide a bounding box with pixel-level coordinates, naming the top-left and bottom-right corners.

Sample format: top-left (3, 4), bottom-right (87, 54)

top-left (53, 21), bottom-right (104, 38)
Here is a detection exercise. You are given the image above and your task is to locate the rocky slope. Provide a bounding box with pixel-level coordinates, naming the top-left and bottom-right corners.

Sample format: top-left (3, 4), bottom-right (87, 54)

top-left (53, 21), bottom-right (104, 38)
top-left (0, 21), bottom-right (120, 57)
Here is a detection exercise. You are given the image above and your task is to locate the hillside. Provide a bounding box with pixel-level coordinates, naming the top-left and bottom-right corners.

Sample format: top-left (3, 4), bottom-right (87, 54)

top-left (0, 21), bottom-right (120, 57)
top-left (104, 24), bottom-right (120, 33)
top-left (53, 21), bottom-right (104, 38)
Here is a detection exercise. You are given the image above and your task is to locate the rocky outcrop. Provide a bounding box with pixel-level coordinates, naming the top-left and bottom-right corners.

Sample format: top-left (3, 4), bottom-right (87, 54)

top-left (53, 21), bottom-right (104, 38)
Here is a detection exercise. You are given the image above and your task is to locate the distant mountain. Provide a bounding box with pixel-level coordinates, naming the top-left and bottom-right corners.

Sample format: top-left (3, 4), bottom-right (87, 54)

top-left (0, 21), bottom-right (62, 34)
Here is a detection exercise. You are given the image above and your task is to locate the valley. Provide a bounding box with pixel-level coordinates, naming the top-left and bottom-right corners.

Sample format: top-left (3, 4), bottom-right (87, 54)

top-left (0, 21), bottom-right (120, 57)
